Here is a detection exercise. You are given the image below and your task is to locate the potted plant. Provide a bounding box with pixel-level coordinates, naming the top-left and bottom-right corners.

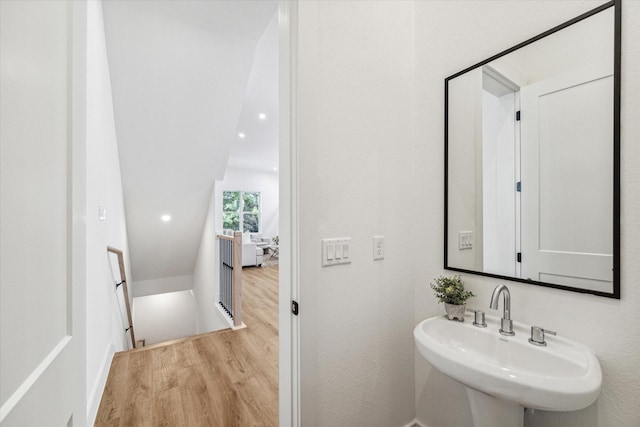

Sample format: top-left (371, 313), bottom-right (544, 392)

top-left (430, 275), bottom-right (475, 321)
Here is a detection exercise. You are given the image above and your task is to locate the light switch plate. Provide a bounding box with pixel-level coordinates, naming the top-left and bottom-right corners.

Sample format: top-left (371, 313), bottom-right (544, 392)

top-left (459, 231), bottom-right (474, 250)
top-left (373, 235), bottom-right (384, 260)
top-left (322, 238), bottom-right (352, 266)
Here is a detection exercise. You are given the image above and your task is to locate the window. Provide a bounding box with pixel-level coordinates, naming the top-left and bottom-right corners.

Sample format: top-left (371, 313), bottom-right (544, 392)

top-left (223, 191), bottom-right (261, 232)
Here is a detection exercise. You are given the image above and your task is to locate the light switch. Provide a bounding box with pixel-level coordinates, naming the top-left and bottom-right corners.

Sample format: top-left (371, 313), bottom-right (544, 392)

top-left (327, 244), bottom-right (335, 260)
top-left (322, 238), bottom-right (352, 266)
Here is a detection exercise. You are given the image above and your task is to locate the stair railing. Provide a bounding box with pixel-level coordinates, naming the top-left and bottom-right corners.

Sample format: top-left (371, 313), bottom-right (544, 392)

top-left (217, 231), bottom-right (243, 327)
top-left (107, 246), bottom-right (136, 348)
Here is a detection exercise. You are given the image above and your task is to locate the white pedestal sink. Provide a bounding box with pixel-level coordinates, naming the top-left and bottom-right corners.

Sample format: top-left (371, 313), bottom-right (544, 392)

top-left (414, 313), bottom-right (601, 427)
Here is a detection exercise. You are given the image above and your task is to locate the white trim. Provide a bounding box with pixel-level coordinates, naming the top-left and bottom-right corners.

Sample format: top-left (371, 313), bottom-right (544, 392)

top-left (0, 336), bottom-right (72, 422)
top-left (71, 0), bottom-right (89, 422)
top-left (402, 421), bottom-right (427, 427)
top-left (214, 301), bottom-right (244, 330)
top-left (86, 343), bottom-right (115, 426)
top-left (278, 1), bottom-right (299, 426)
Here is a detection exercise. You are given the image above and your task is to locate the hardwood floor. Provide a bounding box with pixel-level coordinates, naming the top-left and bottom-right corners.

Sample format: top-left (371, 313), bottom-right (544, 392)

top-left (95, 265), bottom-right (279, 427)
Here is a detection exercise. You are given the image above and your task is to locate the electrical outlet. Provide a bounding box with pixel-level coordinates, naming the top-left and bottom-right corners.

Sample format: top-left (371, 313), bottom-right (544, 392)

top-left (373, 235), bottom-right (384, 260)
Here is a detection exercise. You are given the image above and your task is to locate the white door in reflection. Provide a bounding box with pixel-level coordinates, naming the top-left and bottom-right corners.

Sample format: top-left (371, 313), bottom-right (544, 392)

top-left (521, 65), bottom-right (613, 292)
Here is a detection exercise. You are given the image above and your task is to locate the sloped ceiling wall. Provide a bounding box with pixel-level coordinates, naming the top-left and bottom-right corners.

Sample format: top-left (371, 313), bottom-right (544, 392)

top-left (102, 1), bottom-right (276, 281)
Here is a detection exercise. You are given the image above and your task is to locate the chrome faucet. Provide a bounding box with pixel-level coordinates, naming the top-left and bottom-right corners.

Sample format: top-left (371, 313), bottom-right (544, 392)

top-left (490, 285), bottom-right (515, 336)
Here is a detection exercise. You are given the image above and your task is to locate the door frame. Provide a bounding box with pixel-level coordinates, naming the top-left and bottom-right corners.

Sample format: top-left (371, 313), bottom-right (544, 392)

top-left (278, 1), bottom-right (300, 426)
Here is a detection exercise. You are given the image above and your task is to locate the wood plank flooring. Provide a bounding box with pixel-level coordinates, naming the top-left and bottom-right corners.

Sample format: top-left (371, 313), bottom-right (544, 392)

top-left (95, 265), bottom-right (279, 427)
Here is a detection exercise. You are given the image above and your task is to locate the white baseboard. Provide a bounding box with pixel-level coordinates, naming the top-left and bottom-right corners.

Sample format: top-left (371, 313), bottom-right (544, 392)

top-left (402, 420), bottom-right (427, 427)
top-left (215, 302), bottom-right (236, 329)
top-left (213, 301), bottom-right (246, 330)
top-left (86, 343), bottom-right (115, 426)
top-left (232, 322), bottom-right (247, 330)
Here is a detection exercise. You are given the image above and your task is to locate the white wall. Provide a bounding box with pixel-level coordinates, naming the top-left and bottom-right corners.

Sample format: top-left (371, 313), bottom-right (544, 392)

top-left (218, 167), bottom-right (279, 239)
top-left (193, 184), bottom-right (229, 334)
top-left (414, 2), bottom-right (640, 427)
top-left (491, 6), bottom-right (614, 88)
top-left (296, 2), bottom-right (417, 426)
top-left (132, 274), bottom-right (193, 297)
top-left (133, 290), bottom-right (197, 346)
top-left (85, 1), bottom-right (133, 424)
top-left (447, 68), bottom-right (484, 271)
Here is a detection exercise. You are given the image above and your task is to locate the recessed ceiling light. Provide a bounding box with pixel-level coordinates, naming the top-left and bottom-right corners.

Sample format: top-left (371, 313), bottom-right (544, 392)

top-left (273, 167), bottom-right (278, 171)
top-left (238, 132), bottom-right (245, 139)
top-left (161, 214), bottom-right (171, 222)
top-left (258, 113), bottom-right (267, 121)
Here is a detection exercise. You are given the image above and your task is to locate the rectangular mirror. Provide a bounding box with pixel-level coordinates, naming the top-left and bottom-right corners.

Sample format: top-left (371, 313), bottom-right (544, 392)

top-left (445, 0), bottom-right (620, 298)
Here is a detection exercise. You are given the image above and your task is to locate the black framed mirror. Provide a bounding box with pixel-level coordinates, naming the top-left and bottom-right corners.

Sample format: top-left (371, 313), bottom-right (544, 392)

top-left (444, 0), bottom-right (620, 298)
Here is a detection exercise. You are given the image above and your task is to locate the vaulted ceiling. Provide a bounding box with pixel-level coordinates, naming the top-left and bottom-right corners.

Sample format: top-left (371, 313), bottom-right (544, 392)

top-left (102, 1), bottom-right (277, 281)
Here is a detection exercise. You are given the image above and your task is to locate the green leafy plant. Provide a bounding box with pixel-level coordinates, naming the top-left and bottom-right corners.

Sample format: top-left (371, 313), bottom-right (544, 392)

top-left (430, 275), bottom-right (475, 305)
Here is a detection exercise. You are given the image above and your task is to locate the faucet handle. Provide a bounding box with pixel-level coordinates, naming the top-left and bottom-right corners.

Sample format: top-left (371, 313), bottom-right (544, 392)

top-left (468, 309), bottom-right (487, 328)
top-left (529, 326), bottom-right (556, 346)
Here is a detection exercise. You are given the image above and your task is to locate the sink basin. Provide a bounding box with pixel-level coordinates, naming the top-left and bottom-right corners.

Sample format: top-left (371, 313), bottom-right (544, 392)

top-left (414, 313), bottom-right (601, 420)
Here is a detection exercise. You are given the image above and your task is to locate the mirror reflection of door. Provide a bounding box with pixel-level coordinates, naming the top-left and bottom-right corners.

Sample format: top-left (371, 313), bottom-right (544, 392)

top-left (520, 65), bottom-right (613, 291)
top-left (481, 63), bottom-right (613, 292)
top-left (446, 4), bottom-right (618, 295)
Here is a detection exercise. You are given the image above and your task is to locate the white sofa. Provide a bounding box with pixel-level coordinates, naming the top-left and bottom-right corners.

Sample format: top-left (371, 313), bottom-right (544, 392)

top-left (242, 241), bottom-right (264, 267)
top-left (249, 233), bottom-right (271, 248)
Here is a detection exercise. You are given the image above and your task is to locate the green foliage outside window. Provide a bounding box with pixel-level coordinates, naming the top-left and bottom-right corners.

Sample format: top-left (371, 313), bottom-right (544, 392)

top-left (223, 191), bottom-right (260, 232)
top-left (243, 192), bottom-right (259, 212)
top-left (223, 212), bottom-right (240, 230)
top-left (223, 191), bottom-right (240, 212)
top-left (243, 214), bottom-right (259, 232)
